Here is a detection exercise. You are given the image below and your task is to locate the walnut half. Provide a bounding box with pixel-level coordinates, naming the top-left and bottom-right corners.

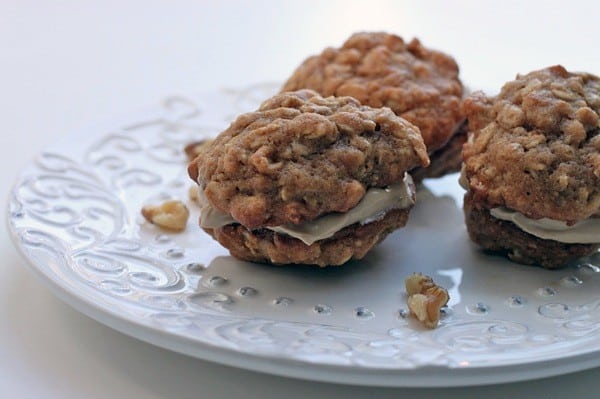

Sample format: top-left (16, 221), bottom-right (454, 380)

top-left (405, 272), bottom-right (449, 328)
top-left (141, 200), bottom-right (189, 232)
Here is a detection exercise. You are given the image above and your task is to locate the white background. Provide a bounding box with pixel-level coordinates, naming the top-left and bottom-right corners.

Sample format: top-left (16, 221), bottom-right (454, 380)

top-left (2, 1), bottom-right (600, 397)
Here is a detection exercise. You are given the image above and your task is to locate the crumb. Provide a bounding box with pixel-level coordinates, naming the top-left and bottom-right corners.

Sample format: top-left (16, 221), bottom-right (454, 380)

top-left (188, 185), bottom-right (200, 204)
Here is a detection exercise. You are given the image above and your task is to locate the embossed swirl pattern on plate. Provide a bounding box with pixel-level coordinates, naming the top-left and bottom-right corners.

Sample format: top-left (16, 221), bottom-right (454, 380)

top-left (8, 85), bottom-right (600, 372)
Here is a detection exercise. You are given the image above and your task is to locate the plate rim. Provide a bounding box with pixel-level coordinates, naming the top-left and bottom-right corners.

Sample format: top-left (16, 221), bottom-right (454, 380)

top-left (9, 224), bottom-right (600, 387)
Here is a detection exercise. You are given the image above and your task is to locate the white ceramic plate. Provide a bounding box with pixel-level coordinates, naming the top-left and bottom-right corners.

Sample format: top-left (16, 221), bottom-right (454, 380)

top-left (8, 84), bottom-right (600, 387)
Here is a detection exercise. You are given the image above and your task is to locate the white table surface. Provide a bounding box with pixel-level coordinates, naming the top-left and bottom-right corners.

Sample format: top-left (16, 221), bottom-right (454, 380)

top-left (2, 1), bottom-right (600, 397)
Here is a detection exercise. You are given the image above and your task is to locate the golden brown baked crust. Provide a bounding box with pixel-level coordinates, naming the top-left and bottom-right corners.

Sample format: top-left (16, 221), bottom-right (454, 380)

top-left (411, 120), bottom-right (467, 182)
top-left (464, 191), bottom-right (598, 269)
top-left (281, 32), bottom-right (464, 155)
top-left (202, 208), bottom-right (411, 267)
top-left (463, 65), bottom-right (600, 224)
top-left (189, 89), bottom-right (429, 230)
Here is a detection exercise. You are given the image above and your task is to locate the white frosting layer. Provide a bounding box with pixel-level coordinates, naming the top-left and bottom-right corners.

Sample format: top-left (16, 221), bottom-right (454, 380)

top-left (490, 207), bottom-right (600, 244)
top-left (199, 174), bottom-right (415, 245)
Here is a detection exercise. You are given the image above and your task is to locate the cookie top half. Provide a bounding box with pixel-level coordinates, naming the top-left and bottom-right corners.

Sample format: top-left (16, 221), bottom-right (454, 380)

top-left (462, 65), bottom-right (600, 223)
top-left (188, 90), bottom-right (429, 230)
top-left (281, 32), bottom-right (464, 153)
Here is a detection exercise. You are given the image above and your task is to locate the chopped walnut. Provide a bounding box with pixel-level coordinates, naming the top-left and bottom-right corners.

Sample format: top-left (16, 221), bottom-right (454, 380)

top-left (405, 272), bottom-right (449, 328)
top-left (184, 139), bottom-right (213, 162)
top-left (141, 200), bottom-right (189, 232)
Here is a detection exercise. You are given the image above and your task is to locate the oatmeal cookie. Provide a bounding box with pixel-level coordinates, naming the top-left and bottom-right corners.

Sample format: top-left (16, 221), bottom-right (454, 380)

top-left (188, 90), bottom-right (429, 266)
top-left (462, 65), bottom-right (600, 268)
top-left (281, 32), bottom-right (465, 179)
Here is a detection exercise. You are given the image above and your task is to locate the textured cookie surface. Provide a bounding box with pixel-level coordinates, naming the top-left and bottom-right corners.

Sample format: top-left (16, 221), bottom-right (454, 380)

top-left (188, 89), bottom-right (428, 230)
top-left (203, 208), bottom-right (411, 267)
top-left (463, 65), bottom-right (600, 223)
top-left (464, 192), bottom-right (598, 269)
top-left (411, 120), bottom-right (467, 182)
top-left (282, 32), bottom-right (464, 154)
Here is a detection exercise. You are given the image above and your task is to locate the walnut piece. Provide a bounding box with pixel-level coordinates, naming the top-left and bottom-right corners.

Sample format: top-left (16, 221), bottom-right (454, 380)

top-left (405, 272), bottom-right (449, 328)
top-left (141, 200), bottom-right (189, 232)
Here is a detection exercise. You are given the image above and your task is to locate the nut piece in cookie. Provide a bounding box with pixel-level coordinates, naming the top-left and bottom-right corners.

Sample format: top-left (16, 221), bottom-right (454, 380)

top-left (405, 272), bottom-right (449, 328)
top-left (282, 31), bottom-right (465, 180)
top-left (188, 90), bottom-right (429, 266)
top-left (461, 65), bottom-right (600, 268)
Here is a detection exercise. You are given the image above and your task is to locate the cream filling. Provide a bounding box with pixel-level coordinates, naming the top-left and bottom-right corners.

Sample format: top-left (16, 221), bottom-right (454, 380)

top-left (199, 173), bottom-right (415, 245)
top-left (489, 208), bottom-right (600, 244)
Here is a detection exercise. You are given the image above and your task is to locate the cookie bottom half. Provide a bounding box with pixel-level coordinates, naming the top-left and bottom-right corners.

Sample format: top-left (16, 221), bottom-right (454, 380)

top-left (202, 208), bottom-right (411, 267)
top-left (464, 192), bottom-right (599, 269)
